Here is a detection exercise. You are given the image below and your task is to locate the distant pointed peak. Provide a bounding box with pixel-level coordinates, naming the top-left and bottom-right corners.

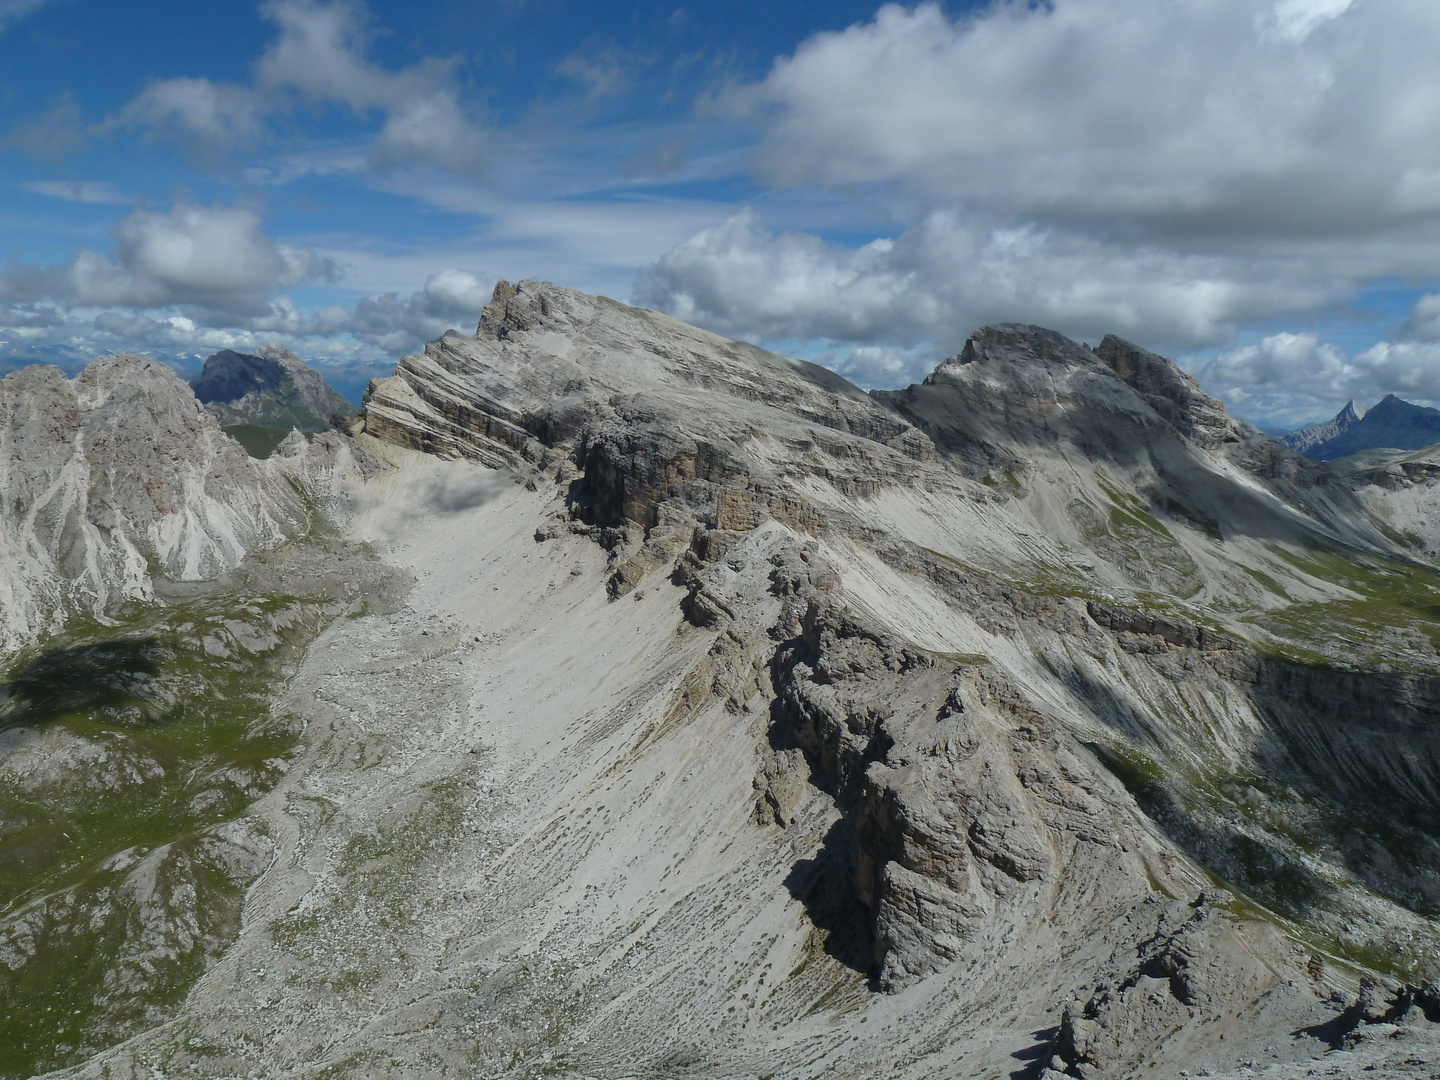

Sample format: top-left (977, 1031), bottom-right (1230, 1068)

top-left (1336, 399), bottom-right (1364, 423)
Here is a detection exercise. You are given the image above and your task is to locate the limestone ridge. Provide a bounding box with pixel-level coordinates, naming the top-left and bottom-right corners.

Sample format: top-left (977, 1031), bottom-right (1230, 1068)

top-left (355, 285), bottom-right (1440, 997)
top-left (363, 279), bottom-right (934, 528)
top-left (14, 281), bottom-right (1440, 1079)
top-left (192, 345), bottom-right (354, 432)
top-left (0, 355), bottom-right (309, 652)
top-left (1282, 399), bottom-right (1365, 456)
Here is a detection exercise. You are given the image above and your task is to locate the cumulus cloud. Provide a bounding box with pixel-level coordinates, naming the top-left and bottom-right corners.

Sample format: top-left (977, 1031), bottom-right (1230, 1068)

top-left (635, 0), bottom-right (1440, 415)
top-left (1200, 332), bottom-right (1347, 392)
top-left (118, 0), bottom-right (485, 172)
top-left (1399, 293), bottom-right (1440, 343)
top-left (121, 78), bottom-right (264, 154)
top-left (1345, 342), bottom-right (1440, 402)
top-left (342, 269), bottom-right (491, 352)
top-left (1189, 328), bottom-right (1440, 425)
top-left (722, 0), bottom-right (1439, 237)
top-left (0, 232), bottom-right (489, 374)
top-left (0, 203), bottom-right (337, 320)
top-left (635, 208), bottom-right (1338, 384)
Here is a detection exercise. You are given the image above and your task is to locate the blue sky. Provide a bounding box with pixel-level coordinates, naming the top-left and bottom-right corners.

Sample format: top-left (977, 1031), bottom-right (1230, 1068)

top-left (2, 0), bottom-right (1439, 425)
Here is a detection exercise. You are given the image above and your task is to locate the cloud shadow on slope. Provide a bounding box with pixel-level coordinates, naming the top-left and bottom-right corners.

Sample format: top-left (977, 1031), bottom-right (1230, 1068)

top-left (0, 637), bottom-right (167, 734)
top-left (1049, 659), bottom-right (1341, 920)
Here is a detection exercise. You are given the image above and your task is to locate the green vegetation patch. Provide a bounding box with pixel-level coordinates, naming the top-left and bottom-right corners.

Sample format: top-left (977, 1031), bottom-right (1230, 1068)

top-left (0, 586), bottom-right (338, 1078)
top-left (1245, 544), bottom-right (1440, 668)
top-left (223, 424), bottom-right (302, 459)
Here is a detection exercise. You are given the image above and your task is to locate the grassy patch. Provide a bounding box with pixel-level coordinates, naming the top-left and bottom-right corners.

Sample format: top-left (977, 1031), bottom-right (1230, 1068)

top-left (223, 424), bottom-right (301, 459)
top-left (0, 586), bottom-right (335, 1078)
top-left (1241, 544), bottom-right (1440, 668)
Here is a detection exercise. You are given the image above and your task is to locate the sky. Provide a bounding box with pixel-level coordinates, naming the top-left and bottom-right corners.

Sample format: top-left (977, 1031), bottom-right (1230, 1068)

top-left (1, 0), bottom-right (1439, 425)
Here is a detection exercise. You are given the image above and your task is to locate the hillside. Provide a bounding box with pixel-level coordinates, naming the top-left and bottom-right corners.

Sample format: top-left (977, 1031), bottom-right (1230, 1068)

top-left (1, 281), bottom-right (1438, 1080)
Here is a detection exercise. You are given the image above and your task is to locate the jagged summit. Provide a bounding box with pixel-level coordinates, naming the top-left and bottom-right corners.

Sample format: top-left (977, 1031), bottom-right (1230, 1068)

top-left (0, 354), bottom-right (308, 651)
top-left (1283, 398), bottom-right (1367, 456)
top-left (364, 279), bottom-right (933, 527)
top-left (193, 345), bottom-right (353, 433)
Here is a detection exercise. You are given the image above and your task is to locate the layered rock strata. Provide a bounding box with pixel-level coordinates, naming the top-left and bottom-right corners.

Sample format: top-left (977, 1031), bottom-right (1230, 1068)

top-left (7, 280), bottom-right (1440, 1078)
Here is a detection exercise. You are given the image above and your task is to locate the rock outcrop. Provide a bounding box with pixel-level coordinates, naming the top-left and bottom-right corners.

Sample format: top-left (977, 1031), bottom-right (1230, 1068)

top-left (1282, 399), bottom-right (1365, 456)
top-left (1305, 393), bottom-right (1440, 460)
top-left (0, 355), bottom-right (308, 651)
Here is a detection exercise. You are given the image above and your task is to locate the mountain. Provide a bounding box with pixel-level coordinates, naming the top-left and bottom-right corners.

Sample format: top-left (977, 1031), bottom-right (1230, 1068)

top-left (0, 355), bottom-right (310, 654)
top-left (1281, 398), bottom-right (1365, 455)
top-left (1305, 393), bottom-right (1440, 460)
top-left (3, 281), bottom-right (1440, 1080)
top-left (191, 345), bottom-right (354, 434)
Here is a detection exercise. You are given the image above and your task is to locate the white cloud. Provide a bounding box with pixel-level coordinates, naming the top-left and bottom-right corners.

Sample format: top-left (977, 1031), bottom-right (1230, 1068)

top-left (1399, 293), bottom-right (1440, 342)
top-left (634, 0), bottom-right (1440, 416)
top-left (1193, 332), bottom-right (1345, 399)
top-left (0, 203), bottom-right (337, 317)
top-left (0, 245), bottom-right (488, 371)
top-left (118, 0), bottom-right (486, 172)
top-left (1264, 0), bottom-right (1356, 42)
top-left (120, 78), bottom-right (264, 152)
top-left (635, 208), bottom-right (1338, 382)
top-left (369, 90), bottom-right (485, 173)
top-left (1187, 328), bottom-right (1440, 424)
top-left (341, 269), bottom-right (491, 351)
top-left (721, 0), bottom-right (1440, 239)
top-left (1346, 341), bottom-right (1440, 402)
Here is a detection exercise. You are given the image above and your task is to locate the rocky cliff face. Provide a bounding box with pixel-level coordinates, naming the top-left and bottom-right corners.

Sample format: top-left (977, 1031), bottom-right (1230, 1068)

top-left (8, 282), bottom-right (1440, 1080)
top-left (192, 345), bottom-right (353, 432)
top-left (1282, 399), bottom-right (1365, 456)
top-left (0, 355), bottom-right (309, 652)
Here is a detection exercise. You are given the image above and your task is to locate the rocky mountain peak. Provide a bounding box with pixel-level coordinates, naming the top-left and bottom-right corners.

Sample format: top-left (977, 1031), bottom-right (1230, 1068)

top-left (1300, 393), bottom-right (1440, 460)
top-left (1093, 333), bottom-right (1245, 451)
top-left (365, 279), bottom-right (933, 529)
top-left (7, 284), bottom-right (1440, 1080)
top-left (192, 345), bottom-right (352, 433)
top-left (1282, 397), bottom-right (1367, 455)
top-left (192, 349), bottom-right (287, 404)
top-left (937, 322), bottom-right (1099, 374)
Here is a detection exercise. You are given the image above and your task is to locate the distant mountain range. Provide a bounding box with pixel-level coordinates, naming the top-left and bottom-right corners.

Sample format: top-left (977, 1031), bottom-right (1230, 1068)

top-left (1283, 394), bottom-right (1440, 460)
top-left (192, 346), bottom-right (354, 455)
